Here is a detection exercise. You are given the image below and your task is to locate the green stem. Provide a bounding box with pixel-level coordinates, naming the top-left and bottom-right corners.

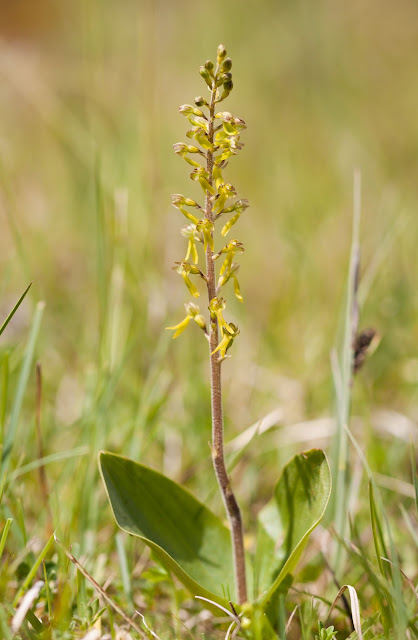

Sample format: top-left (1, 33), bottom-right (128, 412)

top-left (204, 72), bottom-right (247, 604)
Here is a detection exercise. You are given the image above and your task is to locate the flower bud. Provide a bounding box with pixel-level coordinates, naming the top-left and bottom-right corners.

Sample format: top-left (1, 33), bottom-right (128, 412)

top-left (173, 142), bottom-right (187, 154)
top-left (171, 193), bottom-right (186, 206)
top-left (179, 104), bottom-right (194, 116)
top-left (204, 60), bottom-right (214, 76)
top-left (215, 111), bottom-right (234, 123)
top-left (198, 313), bottom-right (207, 333)
top-left (189, 264), bottom-right (202, 275)
top-left (219, 80), bottom-right (233, 101)
top-left (194, 314), bottom-right (207, 330)
top-left (220, 57), bottom-right (232, 73)
top-left (217, 44), bottom-right (227, 63)
top-left (216, 72), bottom-right (231, 88)
top-left (199, 66), bottom-right (213, 88)
top-left (195, 96), bottom-right (208, 107)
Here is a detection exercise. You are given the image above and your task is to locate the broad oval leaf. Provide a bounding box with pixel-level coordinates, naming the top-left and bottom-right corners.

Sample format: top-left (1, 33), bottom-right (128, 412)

top-left (99, 452), bottom-right (235, 607)
top-left (256, 449), bottom-right (331, 605)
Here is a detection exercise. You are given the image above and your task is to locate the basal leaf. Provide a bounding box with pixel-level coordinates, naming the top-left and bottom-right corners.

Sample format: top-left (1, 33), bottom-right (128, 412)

top-left (99, 452), bottom-right (236, 607)
top-left (257, 449), bottom-right (331, 605)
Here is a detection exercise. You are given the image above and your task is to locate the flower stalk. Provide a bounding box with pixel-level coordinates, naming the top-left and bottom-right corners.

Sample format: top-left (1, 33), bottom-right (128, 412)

top-left (167, 44), bottom-right (248, 604)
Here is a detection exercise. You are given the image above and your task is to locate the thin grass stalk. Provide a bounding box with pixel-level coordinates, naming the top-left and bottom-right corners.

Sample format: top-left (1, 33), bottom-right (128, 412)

top-left (332, 170), bottom-right (361, 576)
top-left (35, 361), bottom-right (53, 534)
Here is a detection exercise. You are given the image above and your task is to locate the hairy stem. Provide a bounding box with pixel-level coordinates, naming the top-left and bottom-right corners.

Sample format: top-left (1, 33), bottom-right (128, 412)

top-left (204, 76), bottom-right (247, 604)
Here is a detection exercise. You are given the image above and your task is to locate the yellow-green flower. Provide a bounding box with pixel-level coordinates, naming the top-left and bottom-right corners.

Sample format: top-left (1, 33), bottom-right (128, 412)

top-left (193, 129), bottom-right (213, 151)
top-left (212, 241), bottom-right (244, 301)
top-left (181, 225), bottom-right (200, 264)
top-left (213, 240), bottom-right (244, 270)
top-left (212, 164), bottom-right (224, 190)
top-left (221, 199), bottom-right (249, 236)
top-left (217, 263), bottom-right (243, 303)
top-left (196, 219), bottom-right (214, 252)
top-left (179, 104), bottom-right (203, 118)
top-left (173, 261), bottom-right (204, 298)
top-left (173, 142), bottom-right (204, 168)
top-left (211, 323), bottom-right (240, 359)
top-left (213, 183), bottom-right (236, 215)
top-left (171, 194), bottom-right (200, 224)
top-left (171, 194), bottom-right (200, 208)
top-left (208, 297), bottom-right (234, 334)
top-left (190, 167), bottom-right (216, 195)
top-left (166, 302), bottom-right (207, 339)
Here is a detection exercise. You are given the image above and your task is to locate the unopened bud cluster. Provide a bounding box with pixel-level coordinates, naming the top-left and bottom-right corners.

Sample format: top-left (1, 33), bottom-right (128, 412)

top-left (167, 45), bottom-right (248, 360)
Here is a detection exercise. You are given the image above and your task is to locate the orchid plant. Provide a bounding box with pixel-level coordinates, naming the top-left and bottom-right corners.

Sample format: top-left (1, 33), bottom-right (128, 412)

top-left (99, 46), bottom-right (331, 637)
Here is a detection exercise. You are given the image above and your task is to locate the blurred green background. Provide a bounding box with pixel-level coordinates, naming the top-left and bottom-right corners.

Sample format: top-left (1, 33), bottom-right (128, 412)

top-left (0, 0), bottom-right (417, 540)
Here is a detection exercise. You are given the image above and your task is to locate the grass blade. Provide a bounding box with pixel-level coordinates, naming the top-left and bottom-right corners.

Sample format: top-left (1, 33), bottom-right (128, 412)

top-left (369, 481), bottom-right (389, 578)
top-left (411, 441), bottom-right (418, 513)
top-left (0, 282), bottom-right (32, 338)
top-left (1, 352), bottom-right (9, 442)
top-left (12, 533), bottom-right (54, 607)
top-left (1, 301), bottom-right (45, 479)
top-left (0, 518), bottom-right (12, 559)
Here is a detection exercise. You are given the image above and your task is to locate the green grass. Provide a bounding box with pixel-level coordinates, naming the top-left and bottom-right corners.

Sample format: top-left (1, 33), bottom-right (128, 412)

top-left (0, 1), bottom-right (417, 637)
